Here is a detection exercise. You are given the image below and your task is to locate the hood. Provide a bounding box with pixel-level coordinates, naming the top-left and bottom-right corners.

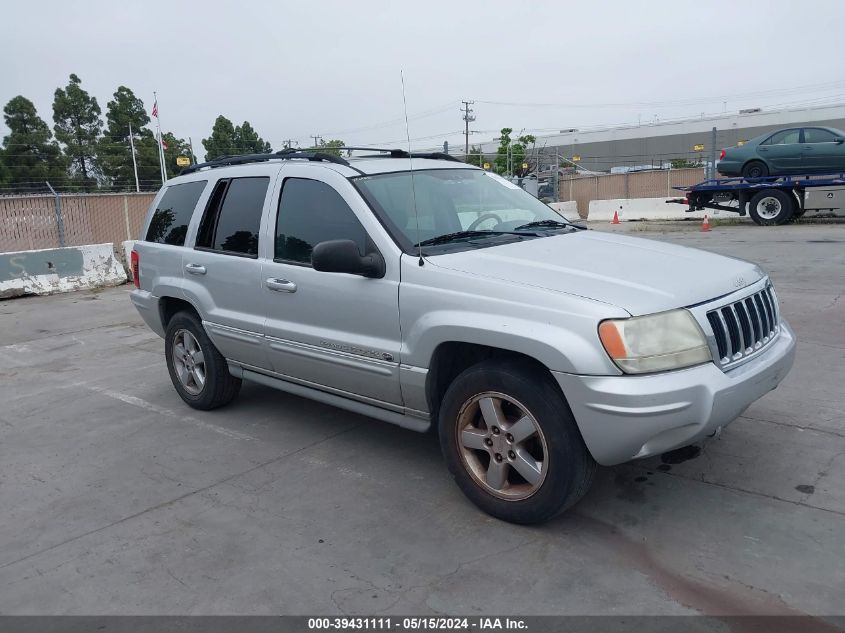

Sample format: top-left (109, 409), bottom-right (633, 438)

top-left (429, 231), bottom-right (764, 316)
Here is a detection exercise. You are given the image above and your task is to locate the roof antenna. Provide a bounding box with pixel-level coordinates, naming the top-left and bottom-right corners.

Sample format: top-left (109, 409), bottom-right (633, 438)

top-left (401, 70), bottom-right (424, 267)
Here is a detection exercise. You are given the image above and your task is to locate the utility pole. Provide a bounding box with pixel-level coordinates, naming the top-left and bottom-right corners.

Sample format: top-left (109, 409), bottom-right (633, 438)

top-left (710, 127), bottom-right (717, 180)
top-left (281, 139), bottom-right (296, 150)
top-left (310, 134), bottom-right (322, 149)
top-left (461, 100), bottom-right (475, 157)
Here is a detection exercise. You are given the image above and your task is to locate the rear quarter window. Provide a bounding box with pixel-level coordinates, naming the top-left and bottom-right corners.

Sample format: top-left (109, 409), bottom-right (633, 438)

top-left (146, 180), bottom-right (207, 245)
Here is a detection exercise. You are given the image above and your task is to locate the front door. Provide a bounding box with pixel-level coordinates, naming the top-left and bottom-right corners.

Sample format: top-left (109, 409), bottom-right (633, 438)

top-left (261, 166), bottom-right (403, 406)
top-left (802, 127), bottom-right (845, 172)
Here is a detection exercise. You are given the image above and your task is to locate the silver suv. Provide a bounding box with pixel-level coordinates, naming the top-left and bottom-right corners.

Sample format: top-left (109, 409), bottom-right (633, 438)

top-left (131, 148), bottom-right (796, 524)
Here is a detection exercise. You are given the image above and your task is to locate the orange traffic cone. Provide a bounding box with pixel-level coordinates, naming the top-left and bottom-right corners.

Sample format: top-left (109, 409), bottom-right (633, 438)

top-left (611, 209), bottom-right (621, 225)
top-left (701, 214), bottom-right (711, 232)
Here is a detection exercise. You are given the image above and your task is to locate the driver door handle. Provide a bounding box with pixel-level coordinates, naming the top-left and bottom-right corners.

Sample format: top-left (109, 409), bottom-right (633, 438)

top-left (184, 263), bottom-right (207, 275)
top-left (265, 278), bottom-right (297, 293)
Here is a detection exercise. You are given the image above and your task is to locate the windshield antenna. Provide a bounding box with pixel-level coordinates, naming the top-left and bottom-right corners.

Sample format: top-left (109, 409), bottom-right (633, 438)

top-left (401, 70), bottom-right (424, 267)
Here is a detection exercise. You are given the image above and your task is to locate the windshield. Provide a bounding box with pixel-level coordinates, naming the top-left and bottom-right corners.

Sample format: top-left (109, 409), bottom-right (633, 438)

top-left (354, 168), bottom-right (572, 253)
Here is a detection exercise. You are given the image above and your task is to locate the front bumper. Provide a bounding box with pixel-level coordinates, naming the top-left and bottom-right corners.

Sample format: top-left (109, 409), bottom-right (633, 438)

top-left (554, 320), bottom-right (796, 466)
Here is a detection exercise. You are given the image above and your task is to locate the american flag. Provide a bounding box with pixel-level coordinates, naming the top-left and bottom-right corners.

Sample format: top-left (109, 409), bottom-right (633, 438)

top-left (152, 102), bottom-right (159, 118)
top-left (161, 139), bottom-right (168, 150)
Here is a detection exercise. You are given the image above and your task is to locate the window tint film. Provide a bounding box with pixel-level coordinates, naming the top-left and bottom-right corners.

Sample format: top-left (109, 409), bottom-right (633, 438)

top-left (275, 178), bottom-right (368, 264)
top-left (210, 177), bottom-right (269, 256)
top-left (766, 129), bottom-right (800, 145)
top-left (804, 128), bottom-right (838, 143)
top-left (145, 180), bottom-right (207, 245)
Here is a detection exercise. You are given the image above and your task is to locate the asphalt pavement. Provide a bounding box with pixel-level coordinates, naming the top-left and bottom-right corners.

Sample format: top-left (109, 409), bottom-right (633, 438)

top-left (0, 222), bottom-right (843, 617)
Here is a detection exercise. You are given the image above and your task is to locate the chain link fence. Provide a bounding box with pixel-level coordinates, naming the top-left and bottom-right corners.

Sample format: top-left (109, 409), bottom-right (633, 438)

top-left (1, 192), bottom-right (155, 253)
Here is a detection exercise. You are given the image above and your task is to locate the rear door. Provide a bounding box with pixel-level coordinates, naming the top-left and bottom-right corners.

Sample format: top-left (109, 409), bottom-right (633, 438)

top-left (802, 127), bottom-right (845, 171)
top-left (260, 165), bottom-right (403, 406)
top-left (181, 172), bottom-right (276, 370)
top-left (757, 128), bottom-right (802, 173)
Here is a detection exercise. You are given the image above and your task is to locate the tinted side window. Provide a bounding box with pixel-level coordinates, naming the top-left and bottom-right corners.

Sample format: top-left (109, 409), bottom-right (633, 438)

top-left (275, 179), bottom-right (368, 264)
top-left (804, 128), bottom-right (837, 143)
top-left (196, 177), bottom-right (269, 257)
top-left (145, 180), bottom-right (207, 245)
top-left (765, 129), bottom-right (800, 145)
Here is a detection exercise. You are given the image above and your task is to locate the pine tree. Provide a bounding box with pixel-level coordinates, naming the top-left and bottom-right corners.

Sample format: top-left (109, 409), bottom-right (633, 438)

top-left (202, 115), bottom-right (237, 161)
top-left (52, 74), bottom-right (102, 188)
top-left (98, 86), bottom-right (159, 190)
top-left (234, 121), bottom-right (272, 154)
top-left (1, 96), bottom-right (67, 192)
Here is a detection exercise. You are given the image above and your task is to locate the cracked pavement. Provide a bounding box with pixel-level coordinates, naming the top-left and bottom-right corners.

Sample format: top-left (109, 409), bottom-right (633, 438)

top-left (0, 222), bottom-right (843, 616)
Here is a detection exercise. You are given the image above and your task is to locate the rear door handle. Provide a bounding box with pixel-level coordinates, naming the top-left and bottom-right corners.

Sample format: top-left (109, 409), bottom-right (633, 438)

top-left (265, 277), bottom-right (297, 293)
top-left (185, 263), bottom-right (207, 275)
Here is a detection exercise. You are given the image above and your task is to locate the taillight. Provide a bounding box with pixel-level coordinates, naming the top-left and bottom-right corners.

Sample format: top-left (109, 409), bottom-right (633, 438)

top-left (131, 250), bottom-right (140, 288)
top-left (719, 149), bottom-right (726, 161)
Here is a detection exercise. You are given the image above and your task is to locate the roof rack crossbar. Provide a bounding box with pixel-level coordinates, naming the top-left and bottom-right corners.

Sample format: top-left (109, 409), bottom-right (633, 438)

top-left (180, 149), bottom-right (349, 175)
top-left (337, 147), bottom-right (464, 163)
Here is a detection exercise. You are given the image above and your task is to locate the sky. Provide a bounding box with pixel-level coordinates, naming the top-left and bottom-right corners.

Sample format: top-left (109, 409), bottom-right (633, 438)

top-left (2, 0), bottom-right (845, 157)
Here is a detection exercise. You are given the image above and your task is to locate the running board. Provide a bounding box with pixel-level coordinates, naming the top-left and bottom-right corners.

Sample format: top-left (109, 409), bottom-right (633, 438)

top-left (230, 364), bottom-right (431, 433)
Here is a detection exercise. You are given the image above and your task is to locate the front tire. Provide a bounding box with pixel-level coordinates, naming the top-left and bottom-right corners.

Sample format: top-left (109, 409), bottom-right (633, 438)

top-left (748, 189), bottom-right (795, 225)
top-left (438, 359), bottom-right (595, 524)
top-left (165, 310), bottom-right (241, 410)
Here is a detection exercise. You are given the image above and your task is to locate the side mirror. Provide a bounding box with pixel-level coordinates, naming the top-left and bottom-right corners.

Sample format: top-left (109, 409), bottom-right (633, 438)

top-left (311, 240), bottom-right (385, 278)
top-left (834, 137), bottom-right (845, 144)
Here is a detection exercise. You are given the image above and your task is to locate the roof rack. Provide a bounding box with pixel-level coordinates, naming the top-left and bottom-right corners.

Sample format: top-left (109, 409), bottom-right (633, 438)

top-left (340, 147), bottom-right (464, 163)
top-left (180, 148), bottom-right (349, 175)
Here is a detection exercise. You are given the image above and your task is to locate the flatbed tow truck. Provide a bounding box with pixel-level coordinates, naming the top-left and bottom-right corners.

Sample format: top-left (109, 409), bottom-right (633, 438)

top-left (668, 172), bottom-right (845, 225)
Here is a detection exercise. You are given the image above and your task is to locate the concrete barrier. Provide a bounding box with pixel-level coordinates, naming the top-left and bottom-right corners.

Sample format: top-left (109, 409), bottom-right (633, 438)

top-left (588, 197), bottom-right (750, 222)
top-left (121, 240), bottom-right (136, 275)
top-left (0, 243), bottom-right (127, 299)
top-left (548, 201), bottom-right (580, 222)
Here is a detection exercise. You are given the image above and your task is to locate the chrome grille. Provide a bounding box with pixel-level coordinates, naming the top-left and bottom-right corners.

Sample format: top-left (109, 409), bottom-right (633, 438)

top-left (706, 286), bottom-right (780, 366)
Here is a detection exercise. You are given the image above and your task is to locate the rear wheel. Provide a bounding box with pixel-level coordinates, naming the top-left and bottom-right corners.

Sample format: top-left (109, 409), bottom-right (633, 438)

top-left (438, 359), bottom-right (595, 524)
top-left (742, 160), bottom-right (769, 179)
top-left (748, 189), bottom-right (795, 225)
top-left (165, 310), bottom-right (241, 410)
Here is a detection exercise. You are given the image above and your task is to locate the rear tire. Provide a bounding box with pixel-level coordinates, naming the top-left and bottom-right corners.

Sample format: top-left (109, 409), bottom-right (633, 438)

top-left (748, 189), bottom-right (795, 225)
top-left (438, 359), bottom-right (595, 524)
top-left (165, 310), bottom-right (241, 410)
top-left (742, 160), bottom-right (769, 179)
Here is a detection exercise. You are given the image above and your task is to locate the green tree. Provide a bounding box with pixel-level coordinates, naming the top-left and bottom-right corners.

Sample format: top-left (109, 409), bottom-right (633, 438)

top-left (234, 121), bottom-right (272, 154)
top-left (311, 139), bottom-right (345, 157)
top-left (495, 128), bottom-right (536, 176)
top-left (1, 96), bottom-right (67, 192)
top-left (202, 116), bottom-right (236, 160)
top-left (494, 128), bottom-right (513, 174)
top-left (202, 116), bottom-right (272, 160)
top-left (52, 74), bottom-right (102, 188)
top-left (98, 86), bottom-right (160, 189)
top-left (511, 134), bottom-right (536, 177)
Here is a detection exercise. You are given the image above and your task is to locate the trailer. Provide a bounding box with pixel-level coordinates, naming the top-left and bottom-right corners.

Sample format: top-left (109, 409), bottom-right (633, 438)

top-left (668, 172), bottom-right (845, 225)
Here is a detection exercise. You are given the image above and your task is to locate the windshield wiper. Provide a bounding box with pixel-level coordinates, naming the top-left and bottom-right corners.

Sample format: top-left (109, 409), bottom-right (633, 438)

top-left (513, 219), bottom-right (572, 231)
top-left (414, 230), bottom-right (526, 247)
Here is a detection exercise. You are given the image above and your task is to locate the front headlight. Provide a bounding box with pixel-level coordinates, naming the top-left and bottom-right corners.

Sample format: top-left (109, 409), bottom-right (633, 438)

top-left (598, 309), bottom-right (711, 374)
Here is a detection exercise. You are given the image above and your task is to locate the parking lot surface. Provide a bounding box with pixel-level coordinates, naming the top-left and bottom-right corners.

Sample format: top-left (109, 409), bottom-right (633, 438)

top-left (0, 222), bottom-right (843, 616)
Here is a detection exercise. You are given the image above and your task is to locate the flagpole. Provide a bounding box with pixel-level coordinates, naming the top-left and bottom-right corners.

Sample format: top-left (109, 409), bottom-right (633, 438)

top-left (128, 122), bottom-right (140, 193)
top-left (153, 91), bottom-right (167, 184)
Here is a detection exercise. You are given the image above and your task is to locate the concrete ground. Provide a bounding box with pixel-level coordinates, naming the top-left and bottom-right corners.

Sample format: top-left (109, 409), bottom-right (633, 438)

top-left (0, 222), bottom-right (843, 617)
